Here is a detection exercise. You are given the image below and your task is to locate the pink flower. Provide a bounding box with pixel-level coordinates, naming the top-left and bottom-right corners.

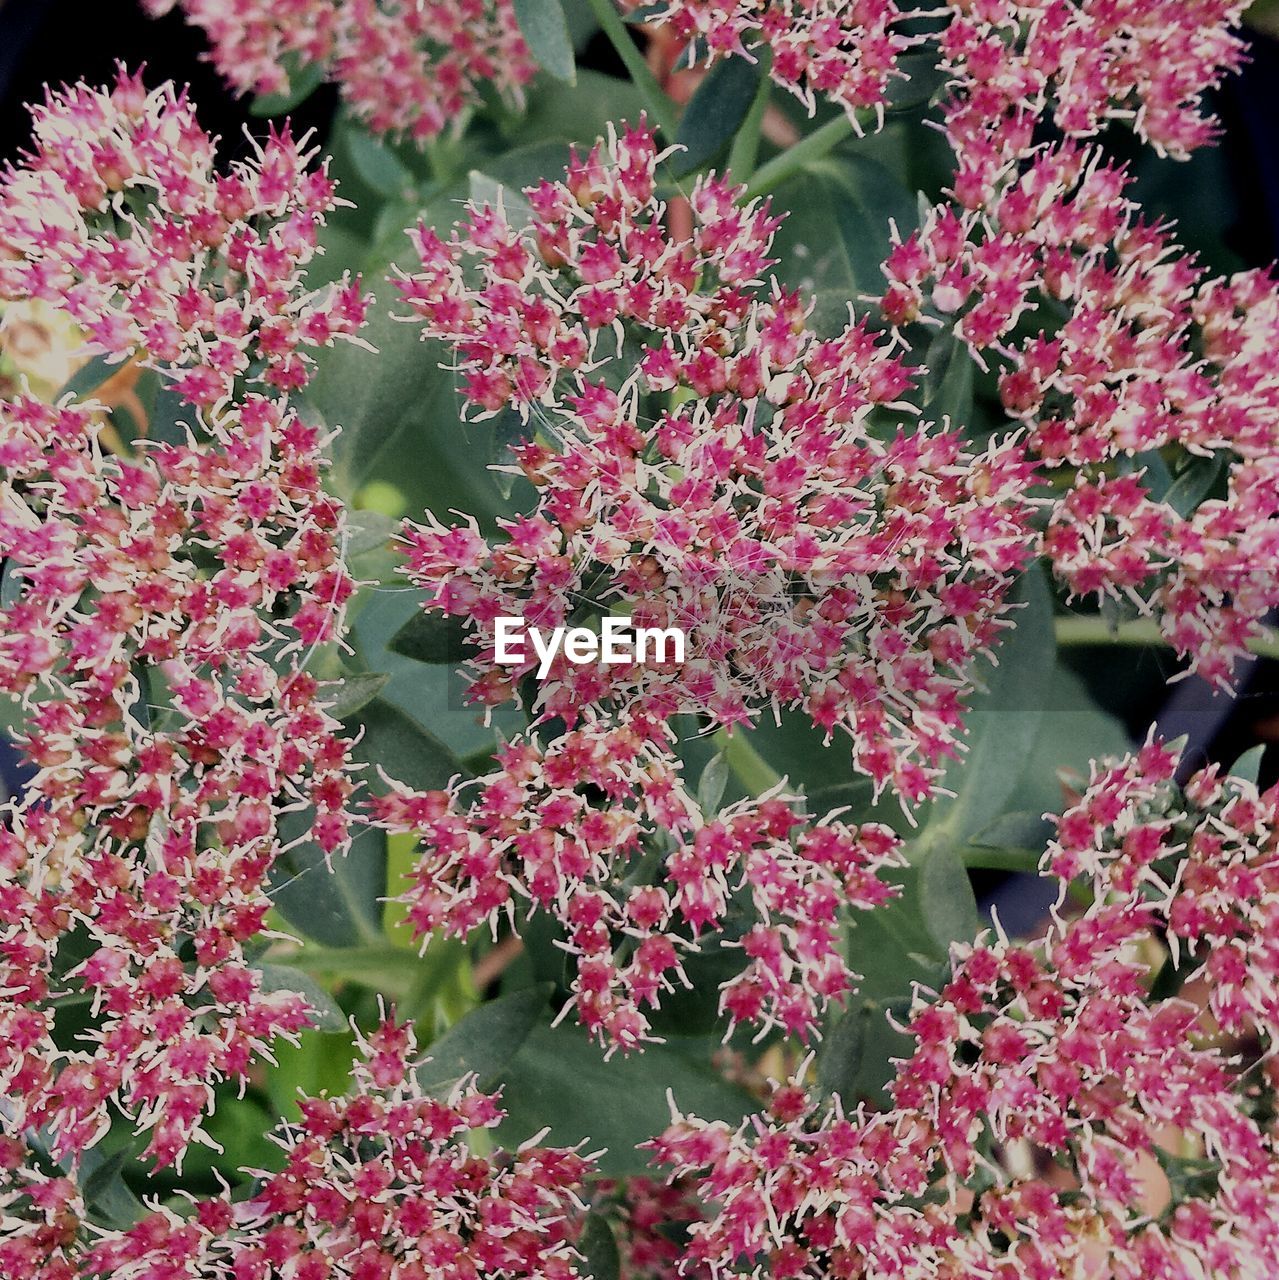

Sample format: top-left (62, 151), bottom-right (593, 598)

top-left (380, 121), bottom-right (1039, 1048)
top-left (3, 1015), bottom-right (592, 1279)
top-left (633, 1), bottom-right (913, 123)
top-left (141, 0), bottom-right (537, 142)
top-left (1049, 740), bottom-right (1279, 1044)
top-left (0, 66), bottom-right (367, 411)
top-left (374, 713), bottom-right (904, 1049)
top-left (884, 140), bottom-right (1279, 686)
top-left (636, 1), bottom-right (1243, 159)
top-left (395, 120), bottom-right (1037, 805)
top-left (0, 73), bottom-right (366, 1169)
top-left (652, 740), bottom-right (1279, 1278)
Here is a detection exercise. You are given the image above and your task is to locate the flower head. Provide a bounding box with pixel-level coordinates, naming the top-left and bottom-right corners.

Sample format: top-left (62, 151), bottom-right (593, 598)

top-left (0, 66), bottom-right (367, 410)
top-left (142, 0), bottom-right (537, 142)
top-left (0, 73), bottom-right (365, 1169)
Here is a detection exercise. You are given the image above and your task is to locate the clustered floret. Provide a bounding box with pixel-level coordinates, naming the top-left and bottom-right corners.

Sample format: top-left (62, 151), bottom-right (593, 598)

top-left (651, 741), bottom-right (1279, 1279)
top-left (4, 0), bottom-right (1277, 1267)
top-left (0, 72), bottom-right (364, 1167)
top-left (377, 122), bottom-right (1036, 1048)
top-left (884, 136), bottom-right (1279, 685)
top-left (3, 1015), bottom-right (593, 1280)
top-left (1050, 740), bottom-right (1279, 1046)
top-left (376, 721), bottom-right (904, 1049)
top-left (0, 69), bottom-right (367, 407)
top-left (141, 0), bottom-right (537, 143)
top-left (634, 0), bottom-right (913, 123)
top-left (395, 122), bottom-right (1035, 799)
top-left (632, 1), bottom-right (1243, 156)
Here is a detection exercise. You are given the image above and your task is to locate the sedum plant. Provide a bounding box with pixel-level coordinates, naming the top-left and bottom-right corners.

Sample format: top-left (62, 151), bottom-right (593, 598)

top-left (1, 1), bottom-right (1278, 1277)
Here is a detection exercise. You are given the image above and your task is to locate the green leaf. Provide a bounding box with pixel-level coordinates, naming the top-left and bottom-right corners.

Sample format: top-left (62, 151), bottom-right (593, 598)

top-left (344, 127), bottom-right (415, 198)
top-left (353, 696), bottom-right (464, 794)
top-left (327, 671), bottom-right (391, 720)
top-left (418, 984), bottom-right (553, 1093)
top-left (0, 559), bottom-right (24, 610)
top-left (770, 153), bottom-right (918, 325)
top-left (255, 963), bottom-right (347, 1032)
top-left (266, 1028), bottom-right (358, 1123)
top-left (56, 353), bottom-right (117, 402)
top-left (577, 1213), bottom-right (622, 1280)
top-left (841, 877), bottom-right (947, 1102)
top-left (918, 841), bottom-right (980, 953)
top-left (147, 381), bottom-right (190, 447)
top-left (513, 69), bottom-right (646, 150)
top-left (498, 1024), bottom-right (756, 1176)
top-left (514, 0), bottom-right (577, 84)
top-left (309, 253), bottom-right (511, 526)
top-left (268, 815), bottom-right (387, 949)
top-left (922, 327), bottom-right (974, 429)
top-left (696, 752), bottom-right (729, 817)
top-left (671, 56), bottom-right (762, 177)
top-left (389, 609), bottom-right (470, 666)
top-left (1163, 453), bottom-right (1225, 518)
top-left (815, 1002), bottom-right (869, 1099)
top-left (77, 1148), bottom-right (144, 1229)
top-left (968, 810), bottom-right (1054, 852)
top-left (346, 510), bottom-right (401, 557)
top-left (268, 942), bottom-right (415, 979)
top-left (250, 58), bottom-right (327, 117)
top-left (806, 779), bottom-right (877, 821)
top-left (1228, 744), bottom-right (1266, 785)
top-left (920, 568), bottom-right (1055, 846)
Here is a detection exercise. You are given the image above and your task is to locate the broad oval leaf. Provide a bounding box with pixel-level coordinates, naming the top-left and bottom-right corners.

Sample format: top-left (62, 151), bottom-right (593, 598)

top-left (497, 1024), bottom-right (756, 1176)
top-left (389, 609), bottom-right (470, 666)
top-left (918, 841), bottom-right (981, 953)
top-left (577, 1213), bottom-right (621, 1280)
top-left (514, 0), bottom-right (577, 84)
top-left (250, 58), bottom-right (327, 117)
top-left (255, 963), bottom-right (348, 1032)
top-left (418, 984), bottom-right (553, 1094)
top-left (671, 56), bottom-right (762, 177)
top-left (327, 671), bottom-right (391, 720)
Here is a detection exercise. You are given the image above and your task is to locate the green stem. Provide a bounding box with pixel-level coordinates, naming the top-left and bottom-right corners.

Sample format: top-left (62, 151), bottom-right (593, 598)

top-left (712, 728), bottom-right (783, 798)
top-left (726, 59), bottom-right (772, 181)
top-left (584, 0), bottom-right (679, 140)
top-left (960, 846), bottom-right (1042, 874)
top-left (1055, 615), bottom-right (1279, 662)
top-left (744, 113), bottom-right (857, 198)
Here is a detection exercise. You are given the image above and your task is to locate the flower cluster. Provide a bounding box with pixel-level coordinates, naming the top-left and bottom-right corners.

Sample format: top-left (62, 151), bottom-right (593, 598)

top-left (380, 121), bottom-right (1034, 1048)
top-left (375, 711), bottom-right (903, 1049)
top-left (0, 74), bottom-right (364, 1169)
top-left (1049, 739), bottom-right (1279, 1045)
top-left (0, 1137), bottom-right (85, 1280)
top-left (652, 744), bottom-right (1279, 1279)
top-left (938, 0), bottom-right (1247, 182)
top-left (883, 139), bottom-right (1279, 685)
top-left (0, 68), bottom-right (367, 409)
top-left (142, 0), bottom-right (537, 142)
top-left (635, 1), bottom-right (912, 122)
top-left (396, 121), bottom-right (1035, 801)
top-left (637, 1), bottom-right (1243, 159)
top-left (2, 1015), bottom-right (592, 1280)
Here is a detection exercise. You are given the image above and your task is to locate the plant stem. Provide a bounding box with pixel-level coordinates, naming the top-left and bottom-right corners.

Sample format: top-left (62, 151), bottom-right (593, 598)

top-left (727, 59), bottom-right (772, 181)
top-left (712, 728), bottom-right (783, 797)
top-left (960, 846), bottom-right (1042, 873)
top-left (1054, 615), bottom-right (1279, 662)
top-left (743, 113), bottom-right (857, 198)
top-left (584, 0), bottom-right (680, 140)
